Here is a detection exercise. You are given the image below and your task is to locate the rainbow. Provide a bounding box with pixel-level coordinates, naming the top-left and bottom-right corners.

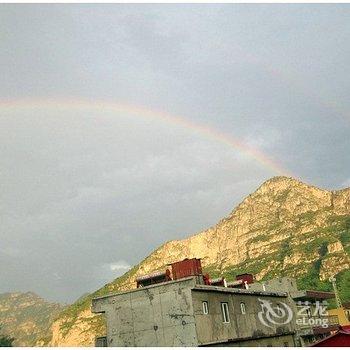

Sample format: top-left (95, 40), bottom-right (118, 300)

top-left (0, 97), bottom-right (292, 176)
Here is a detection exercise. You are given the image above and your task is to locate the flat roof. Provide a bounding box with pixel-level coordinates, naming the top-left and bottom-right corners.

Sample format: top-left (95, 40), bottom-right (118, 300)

top-left (92, 276), bottom-right (196, 301)
top-left (192, 284), bottom-right (287, 297)
top-left (92, 276), bottom-right (288, 302)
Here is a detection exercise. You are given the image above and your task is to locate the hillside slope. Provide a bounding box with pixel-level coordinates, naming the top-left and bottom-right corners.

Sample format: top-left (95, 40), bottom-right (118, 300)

top-left (41, 177), bottom-right (350, 345)
top-left (0, 292), bottom-right (63, 346)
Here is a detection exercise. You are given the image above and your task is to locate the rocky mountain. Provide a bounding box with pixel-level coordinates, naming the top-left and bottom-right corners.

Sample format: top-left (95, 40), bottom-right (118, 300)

top-left (4, 176), bottom-right (350, 346)
top-left (0, 292), bottom-right (63, 346)
top-left (47, 176), bottom-right (350, 346)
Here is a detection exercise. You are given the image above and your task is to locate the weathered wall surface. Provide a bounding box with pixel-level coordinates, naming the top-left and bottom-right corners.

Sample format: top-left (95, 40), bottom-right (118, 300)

top-left (192, 289), bottom-right (295, 346)
top-left (92, 278), bottom-right (198, 346)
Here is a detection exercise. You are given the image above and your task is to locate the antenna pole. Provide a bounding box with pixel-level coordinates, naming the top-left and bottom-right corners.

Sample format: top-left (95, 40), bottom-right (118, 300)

top-left (329, 276), bottom-right (342, 308)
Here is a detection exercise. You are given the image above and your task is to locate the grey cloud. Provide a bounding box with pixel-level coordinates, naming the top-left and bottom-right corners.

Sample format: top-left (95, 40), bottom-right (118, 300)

top-left (0, 4), bottom-right (349, 302)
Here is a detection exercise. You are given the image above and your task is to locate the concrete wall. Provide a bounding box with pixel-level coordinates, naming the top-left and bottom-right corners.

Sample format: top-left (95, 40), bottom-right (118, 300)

top-left (92, 277), bottom-right (297, 347)
top-left (192, 290), bottom-right (295, 346)
top-left (92, 277), bottom-right (199, 346)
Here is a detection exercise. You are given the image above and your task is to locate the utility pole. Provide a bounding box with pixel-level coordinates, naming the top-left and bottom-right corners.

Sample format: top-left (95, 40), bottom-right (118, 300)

top-left (329, 276), bottom-right (342, 308)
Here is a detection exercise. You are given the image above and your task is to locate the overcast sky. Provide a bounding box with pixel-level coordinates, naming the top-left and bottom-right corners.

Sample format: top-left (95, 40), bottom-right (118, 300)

top-left (1, 4), bottom-right (350, 303)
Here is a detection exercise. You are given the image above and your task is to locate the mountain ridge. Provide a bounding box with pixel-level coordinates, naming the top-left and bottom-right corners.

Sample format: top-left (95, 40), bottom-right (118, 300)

top-left (47, 175), bottom-right (350, 346)
top-left (2, 176), bottom-right (349, 346)
top-left (0, 291), bottom-right (64, 346)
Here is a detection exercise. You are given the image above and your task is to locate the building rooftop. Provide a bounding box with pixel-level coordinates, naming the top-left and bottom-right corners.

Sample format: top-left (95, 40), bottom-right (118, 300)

top-left (92, 276), bottom-right (196, 301)
top-left (291, 290), bottom-right (335, 301)
top-left (192, 284), bottom-right (287, 297)
top-left (92, 275), bottom-right (288, 303)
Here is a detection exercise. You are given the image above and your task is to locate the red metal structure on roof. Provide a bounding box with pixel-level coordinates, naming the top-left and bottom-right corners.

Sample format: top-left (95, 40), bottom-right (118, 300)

top-left (236, 273), bottom-right (254, 285)
top-left (136, 258), bottom-right (256, 289)
top-left (171, 258), bottom-right (202, 280)
top-left (136, 258), bottom-right (204, 288)
top-left (153, 259), bottom-right (255, 291)
top-left (311, 327), bottom-right (350, 347)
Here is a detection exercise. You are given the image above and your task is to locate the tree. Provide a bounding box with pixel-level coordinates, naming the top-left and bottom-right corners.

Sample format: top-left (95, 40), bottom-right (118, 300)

top-left (0, 326), bottom-right (14, 347)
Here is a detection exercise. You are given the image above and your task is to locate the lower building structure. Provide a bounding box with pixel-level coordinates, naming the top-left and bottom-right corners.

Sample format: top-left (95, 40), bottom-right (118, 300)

top-left (92, 259), bottom-right (296, 347)
top-left (310, 326), bottom-right (350, 347)
top-left (92, 258), bottom-right (341, 347)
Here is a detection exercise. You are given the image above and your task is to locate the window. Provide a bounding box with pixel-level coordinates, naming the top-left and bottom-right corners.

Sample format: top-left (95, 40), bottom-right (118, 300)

top-left (202, 301), bottom-right (209, 315)
top-left (95, 336), bottom-right (107, 347)
top-left (221, 302), bottom-right (230, 323)
top-left (240, 302), bottom-right (246, 314)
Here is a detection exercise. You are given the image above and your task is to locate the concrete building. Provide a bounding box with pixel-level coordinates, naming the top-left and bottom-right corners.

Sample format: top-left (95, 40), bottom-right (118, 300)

top-left (92, 259), bottom-right (300, 347)
top-left (92, 275), bottom-right (296, 346)
top-left (92, 258), bottom-right (342, 347)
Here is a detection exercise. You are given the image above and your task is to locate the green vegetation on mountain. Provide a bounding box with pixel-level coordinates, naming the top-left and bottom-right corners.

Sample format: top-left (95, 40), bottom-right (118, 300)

top-left (0, 292), bottom-right (63, 346)
top-left (2, 176), bottom-right (350, 346)
top-left (0, 325), bottom-right (14, 347)
top-left (47, 176), bottom-right (350, 346)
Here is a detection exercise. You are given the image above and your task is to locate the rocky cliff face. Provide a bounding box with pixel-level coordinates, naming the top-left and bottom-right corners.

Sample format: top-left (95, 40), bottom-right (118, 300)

top-left (0, 292), bottom-right (63, 346)
top-left (48, 176), bottom-right (350, 346)
top-left (8, 176), bottom-right (350, 346)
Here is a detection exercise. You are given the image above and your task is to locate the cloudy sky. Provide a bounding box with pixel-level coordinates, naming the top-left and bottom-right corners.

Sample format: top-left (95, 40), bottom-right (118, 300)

top-left (1, 4), bottom-right (350, 303)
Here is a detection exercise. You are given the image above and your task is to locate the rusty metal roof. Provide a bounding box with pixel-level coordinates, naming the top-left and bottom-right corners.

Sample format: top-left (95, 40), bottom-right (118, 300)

top-left (291, 290), bottom-right (335, 301)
